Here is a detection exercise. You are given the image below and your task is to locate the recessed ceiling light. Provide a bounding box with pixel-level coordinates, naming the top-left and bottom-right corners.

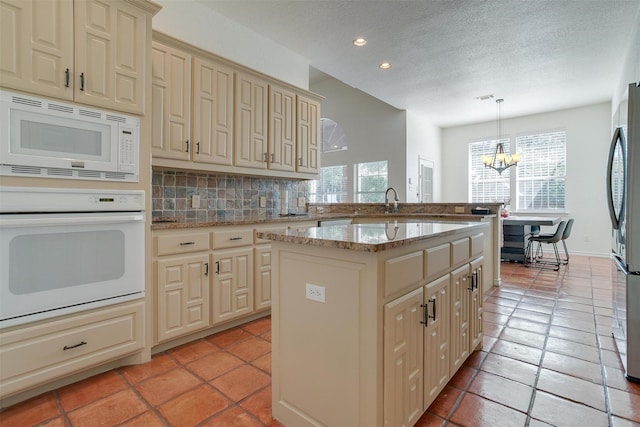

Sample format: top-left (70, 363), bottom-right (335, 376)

top-left (379, 62), bottom-right (392, 70)
top-left (353, 37), bottom-right (367, 47)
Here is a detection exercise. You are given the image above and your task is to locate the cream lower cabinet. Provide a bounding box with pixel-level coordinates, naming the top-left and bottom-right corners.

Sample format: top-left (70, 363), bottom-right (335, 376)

top-left (384, 287), bottom-right (424, 427)
top-left (212, 246), bottom-right (254, 324)
top-left (156, 254), bottom-right (210, 343)
top-left (0, 0), bottom-right (158, 114)
top-left (153, 231), bottom-right (211, 344)
top-left (0, 301), bottom-right (144, 399)
top-left (469, 257), bottom-right (484, 351)
top-left (423, 274), bottom-right (451, 407)
top-left (449, 264), bottom-right (471, 373)
top-left (254, 244), bottom-right (274, 311)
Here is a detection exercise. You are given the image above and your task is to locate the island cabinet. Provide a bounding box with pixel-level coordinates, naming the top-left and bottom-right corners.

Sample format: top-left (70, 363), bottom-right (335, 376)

top-left (0, 0), bottom-right (160, 114)
top-left (266, 222), bottom-right (487, 427)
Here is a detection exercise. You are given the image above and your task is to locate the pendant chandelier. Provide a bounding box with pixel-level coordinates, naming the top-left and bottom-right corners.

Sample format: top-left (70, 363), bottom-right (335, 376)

top-left (481, 98), bottom-right (520, 174)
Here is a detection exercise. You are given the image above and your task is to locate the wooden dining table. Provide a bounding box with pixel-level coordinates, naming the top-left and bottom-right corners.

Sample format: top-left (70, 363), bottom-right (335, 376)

top-left (501, 216), bottom-right (562, 262)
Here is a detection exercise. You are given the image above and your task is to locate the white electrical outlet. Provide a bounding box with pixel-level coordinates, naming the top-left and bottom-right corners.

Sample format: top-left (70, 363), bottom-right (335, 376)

top-left (259, 196), bottom-right (267, 208)
top-left (454, 206), bottom-right (465, 213)
top-left (298, 197), bottom-right (306, 207)
top-left (305, 283), bottom-right (326, 303)
top-left (192, 195), bottom-right (200, 208)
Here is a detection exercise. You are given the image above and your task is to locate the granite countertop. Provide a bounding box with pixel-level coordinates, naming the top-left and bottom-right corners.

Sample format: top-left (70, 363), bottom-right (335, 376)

top-left (255, 220), bottom-right (486, 252)
top-left (151, 212), bottom-right (494, 230)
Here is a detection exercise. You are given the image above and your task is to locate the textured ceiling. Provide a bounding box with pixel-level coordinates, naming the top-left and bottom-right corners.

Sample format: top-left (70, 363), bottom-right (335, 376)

top-left (197, 0), bottom-right (639, 127)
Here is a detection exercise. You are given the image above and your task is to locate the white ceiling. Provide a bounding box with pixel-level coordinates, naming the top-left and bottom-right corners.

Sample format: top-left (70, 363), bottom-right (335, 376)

top-left (197, 0), bottom-right (639, 127)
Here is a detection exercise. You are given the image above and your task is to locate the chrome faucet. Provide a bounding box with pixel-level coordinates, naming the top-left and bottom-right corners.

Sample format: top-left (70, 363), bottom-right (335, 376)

top-left (384, 187), bottom-right (399, 214)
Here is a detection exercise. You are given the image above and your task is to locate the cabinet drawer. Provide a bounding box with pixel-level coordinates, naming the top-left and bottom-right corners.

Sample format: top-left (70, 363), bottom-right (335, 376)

top-left (425, 243), bottom-right (451, 281)
top-left (155, 232), bottom-right (210, 256)
top-left (213, 228), bottom-right (253, 249)
top-left (471, 233), bottom-right (484, 258)
top-left (385, 251), bottom-right (424, 297)
top-left (0, 301), bottom-right (144, 397)
top-left (451, 238), bottom-right (470, 267)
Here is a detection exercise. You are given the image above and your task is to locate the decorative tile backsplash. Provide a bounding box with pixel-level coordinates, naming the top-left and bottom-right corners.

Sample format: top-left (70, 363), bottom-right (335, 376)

top-left (152, 169), bottom-right (310, 223)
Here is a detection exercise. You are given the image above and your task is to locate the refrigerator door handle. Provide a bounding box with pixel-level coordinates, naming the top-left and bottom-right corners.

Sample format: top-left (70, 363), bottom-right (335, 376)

top-left (606, 127), bottom-right (626, 230)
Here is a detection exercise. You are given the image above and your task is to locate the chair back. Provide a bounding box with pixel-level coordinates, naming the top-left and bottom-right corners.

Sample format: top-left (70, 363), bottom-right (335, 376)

top-left (562, 218), bottom-right (574, 240)
top-left (548, 221), bottom-right (567, 243)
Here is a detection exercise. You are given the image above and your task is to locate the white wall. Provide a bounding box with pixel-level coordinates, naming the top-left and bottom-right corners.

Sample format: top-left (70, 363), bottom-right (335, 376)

top-left (442, 103), bottom-right (612, 256)
top-left (153, 0), bottom-right (309, 89)
top-left (310, 75), bottom-right (407, 201)
top-left (406, 111), bottom-right (442, 202)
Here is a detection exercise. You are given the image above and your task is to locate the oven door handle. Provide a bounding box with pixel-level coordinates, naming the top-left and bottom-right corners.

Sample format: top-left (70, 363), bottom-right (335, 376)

top-left (0, 213), bottom-right (145, 228)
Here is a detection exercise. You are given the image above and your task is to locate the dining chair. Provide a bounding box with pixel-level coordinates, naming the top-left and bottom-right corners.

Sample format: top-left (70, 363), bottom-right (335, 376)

top-left (534, 218), bottom-right (574, 265)
top-left (524, 220), bottom-right (567, 271)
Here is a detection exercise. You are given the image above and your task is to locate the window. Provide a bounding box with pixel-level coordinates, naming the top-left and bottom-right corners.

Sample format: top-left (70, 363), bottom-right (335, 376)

top-left (469, 140), bottom-right (511, 204)
top-left (516, 131), bottom-right (566, 210)
top-left (355, 161), bottom-right (388, 202)
top-left (308, 165), bottom-right (348, 203)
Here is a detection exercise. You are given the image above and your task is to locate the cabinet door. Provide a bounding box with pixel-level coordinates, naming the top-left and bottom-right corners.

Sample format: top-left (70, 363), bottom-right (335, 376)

top-left (213, 247), bottom-right (254, 324)
top-left (74, 0), bottom-right (147, 114)
top-left (192, 56), bottom-right (234, 165)
top-left (235, 71), bottom-right (268, 169)
top-left (450, 264), bottom-right (470, 372)
top-left (469, 257), bottom-right (484, 352)
top-left (384, 287), bottom-right (423, 427)
top-left (156, 254), bottom-right (210, 343)
top-left (254, 244), bottom-right (273, 311)
top-left (423, 274), bottom-right (450, 408)
top-left (268, 84), bottom-right (296, 172)
top-left (0, 0), bottom-right (73, 99)
top-left (151, 41), bottom-right (191, 160)
top-left (296, 94), bottom-right (320, 174)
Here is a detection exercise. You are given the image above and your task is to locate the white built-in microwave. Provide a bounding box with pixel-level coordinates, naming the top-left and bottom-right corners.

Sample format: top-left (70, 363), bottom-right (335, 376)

top-left (0, 89), bottom-right (139, 182)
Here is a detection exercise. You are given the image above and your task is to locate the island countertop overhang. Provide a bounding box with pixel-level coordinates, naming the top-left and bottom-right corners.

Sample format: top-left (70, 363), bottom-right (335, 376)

top-left (256, 220), bottom-right (487, 252)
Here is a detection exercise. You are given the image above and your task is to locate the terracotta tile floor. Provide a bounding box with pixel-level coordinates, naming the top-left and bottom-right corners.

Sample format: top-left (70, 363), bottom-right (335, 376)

top-left (3, 255), bottom-right (640, 426)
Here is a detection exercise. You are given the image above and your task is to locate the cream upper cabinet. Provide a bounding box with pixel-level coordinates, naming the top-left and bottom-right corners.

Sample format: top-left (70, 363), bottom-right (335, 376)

top-left (297, 94), bottom-right (320, 174)
top-left (0, 0), bottom-right (73, 99)
top-left (235, 71), bottom-right (268, 169)
top-left (192, 56), bottom-right (234, 165)
top-left (74, 0), bottom-right (148, 114)
top-left (151, 41), bottom-right (191, 160)
top-left (268, 84), bottom-right (296, 172)
top-left (0, 0), bottom-right (157, 114)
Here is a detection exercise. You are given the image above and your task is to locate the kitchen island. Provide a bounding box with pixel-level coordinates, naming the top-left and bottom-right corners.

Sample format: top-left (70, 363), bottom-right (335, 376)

top-left (258, 220), bottom-right (488, 427)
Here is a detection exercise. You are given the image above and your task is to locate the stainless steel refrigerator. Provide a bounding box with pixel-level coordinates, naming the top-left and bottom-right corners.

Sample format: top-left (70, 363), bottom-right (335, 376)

top-left (607, 81), bottom-right (640, 382)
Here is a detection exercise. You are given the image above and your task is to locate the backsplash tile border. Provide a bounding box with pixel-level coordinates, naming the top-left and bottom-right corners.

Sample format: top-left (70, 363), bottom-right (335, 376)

top-left (152, 169), bottom-right (310, 223)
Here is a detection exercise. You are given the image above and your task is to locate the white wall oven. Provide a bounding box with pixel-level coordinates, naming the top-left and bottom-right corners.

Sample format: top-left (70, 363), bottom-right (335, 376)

top-left (0, 187), bottom-right (145, 328)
